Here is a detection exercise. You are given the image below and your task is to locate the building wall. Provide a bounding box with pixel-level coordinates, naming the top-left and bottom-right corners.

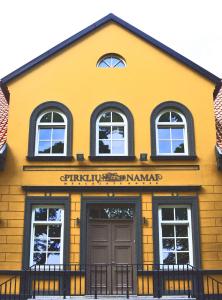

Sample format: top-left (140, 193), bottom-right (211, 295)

top-left (0, 22), bottom-right (221, 282)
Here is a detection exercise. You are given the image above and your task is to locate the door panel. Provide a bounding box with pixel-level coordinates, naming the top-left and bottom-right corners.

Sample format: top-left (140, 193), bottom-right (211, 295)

top-left (91, 246), bottom-right (109, 264)
top-left (114, 246), bottom-right (132, 263)
top-left (113, 224), bottom-right (132, 241)
top-left (90, 223), bottom-right (110, 242)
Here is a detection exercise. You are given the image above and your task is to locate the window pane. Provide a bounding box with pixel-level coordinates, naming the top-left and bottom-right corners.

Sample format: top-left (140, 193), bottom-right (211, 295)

top-left (99, 112), bottom-right (111, 122)
top-left (175, 208), bottom-right (188, 220)
top-left (158, 128), bottom-right (170, 139)
top-left (48, 239), bottom-right (61, 251)
top-left (176, 239), bottom-right (189, 251)
top-left (159, 141), bottom-right (171, 153)
top-left (162, 208), bottom-right (174, 220)
top-left (102, 208), bottom-right (133, 219)
top-left (49, 225), bottom-right (61, 237)
top-left (99, 140), bottom-right (111, 153)
top-left (35, 208), bottom-right (47, 221)
top-left (176, 225), bottom-right (188, 237)
top-left (159, 112), bottom-right (170, 122)
top-left (162, 225), bottom-right (174, 237)
top-left (172, 141), bottom-right (184, 153)
top-left (163, 252), bottom-right (175, 264)
top-left (99, 127), bottom-right (111, 139)
top-left (104, 57), bottom-right (111, 66)
top-left (34, 225), bottom-right (47, 239)
top-left (171, 112), bottom-right (183, 122)
top-left (177, 252), bottom-right (189, 264)
top-left (112, 112), bottom-right (123, 122)
top-left (112, 140), bottom-right (125, 154)
top-left (115, 61), bottom-right (125, 68)
top-left (53, 112), bottom-right (64, 122)
top-left (52, 128), bottom-right (65, 140)
top-left (112, 57), bottom-right (120, 67)
top-left (162, 239), bottom-right (175, 251)
top-left (171, 128), bottom-right (184, 139)
top-left (51, 141), bottom-right (64, 153)
top-left (34, 239), bottom-right (47, 251)
top-left (49, 208), bottom-right (62, 221)
top-left (39, 128), bottom-right (51, 140)
top-left (38, 141), bottom-right (51, 153)
top-left (112, 126), bottom-right (124, 138)
top-left (40, 112), bottom-right (52, 123)
top-left (98, 61), bottom-right (109, 68)
top-left (47, 253), bottom-right (60, 264)
top-left (33, 253), bottom-right (46, 265)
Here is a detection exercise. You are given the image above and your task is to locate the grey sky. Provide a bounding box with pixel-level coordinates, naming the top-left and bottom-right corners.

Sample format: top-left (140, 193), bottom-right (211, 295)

top-left (0, 0), bottom-right (222, 80)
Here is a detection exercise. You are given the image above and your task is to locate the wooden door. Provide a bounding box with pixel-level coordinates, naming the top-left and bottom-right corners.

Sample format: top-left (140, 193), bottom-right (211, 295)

top-left (87, 210), bottom-right (135, 295)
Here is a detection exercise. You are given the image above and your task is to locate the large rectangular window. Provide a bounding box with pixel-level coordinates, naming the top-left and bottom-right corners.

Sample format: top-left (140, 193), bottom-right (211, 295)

top-left (152, 196), bottom-right (200, 268)
top-left (23, 197), bottom-right (70, 269)
top-left (30, 206), bottom-right (64, 266)
top-left (158, 206), bottom-right (193, 265)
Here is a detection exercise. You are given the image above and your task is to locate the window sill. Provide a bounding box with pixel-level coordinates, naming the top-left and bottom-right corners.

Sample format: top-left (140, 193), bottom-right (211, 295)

top-left (26, 156), bottom-right (74, 161)
top-left (150, 155), bottom-right (197, 161)
top-left (89, 155), bottom-right (136, 161)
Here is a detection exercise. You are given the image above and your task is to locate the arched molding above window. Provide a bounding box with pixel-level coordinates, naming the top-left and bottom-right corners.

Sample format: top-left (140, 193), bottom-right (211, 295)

top-left (27, 101), bottom-right (73, 161)
top-left (97, 54), bottom-right (126, 68)
top-left (150, 101), bottom-right (196, 160)
top-left (90, 101), bottom-right (135, 160)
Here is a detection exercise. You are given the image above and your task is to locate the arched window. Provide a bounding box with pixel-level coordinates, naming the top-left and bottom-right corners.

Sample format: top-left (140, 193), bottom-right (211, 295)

top-left (28, 101), bottom-right (73, 160)
top-left (90, 101), bottom-right (134, 160)
top-left (96, 110), bottom-right (128, 156)
top-left (35, 111), bottom-right (67, 156)
top-left (97, 54), bottom-right (126, 68)
top-left (150, 101), bottom-right (196, 159)
top-left (156, 110), bottom-right (188, 155)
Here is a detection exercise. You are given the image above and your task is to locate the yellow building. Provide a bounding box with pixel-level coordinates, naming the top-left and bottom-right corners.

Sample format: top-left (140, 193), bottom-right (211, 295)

top-left (0, 14), bottom-right (222, 299)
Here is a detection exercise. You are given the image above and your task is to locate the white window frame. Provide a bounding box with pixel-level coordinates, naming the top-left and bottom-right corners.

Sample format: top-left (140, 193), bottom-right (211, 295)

top-left (158, 205), bottom-right (193, 266)
top-left (35, 110), bottom-right (67, 156)
top-left (156, 110), bottom-right (188, 156)
top-left (97, 55), bottom-right (126, 68)
top-left (96, 110), bottom-right (128, 156)
top-left (30, 205), bottom-right (64, 266)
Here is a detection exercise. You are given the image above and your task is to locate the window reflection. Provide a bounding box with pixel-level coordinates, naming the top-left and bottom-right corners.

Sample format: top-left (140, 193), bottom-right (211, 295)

top-left (36, 111), bottom-right (66, 156)
top-left (31, 207), bottom-right (63, 266)
top-left (156, 110), bottom-right (187, 155)
top-left (97, 111), bottom-right (127, 155)
top-left (160, 207), bottom-right (191, 265)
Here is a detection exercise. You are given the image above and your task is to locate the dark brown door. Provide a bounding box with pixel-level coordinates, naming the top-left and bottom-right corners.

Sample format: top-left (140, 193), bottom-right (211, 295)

top-left (87, 206), bottom-right (135, 295)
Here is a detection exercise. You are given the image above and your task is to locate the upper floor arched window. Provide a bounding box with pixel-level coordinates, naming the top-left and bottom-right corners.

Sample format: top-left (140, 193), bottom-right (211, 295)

top-left (35, 111), bottom-right (67, 156)
top-left (27, 101), bottom-right (73, 161)
top-left (90, 101), bottom-right (134, 160)
top-left (96, 110), bottom-right (128, 156)
top-left (156, 110), bottom-right (188, 155)
top-left (150, 101), bottom-right (196, 160)
top-left (97, 54), bottom-right (126, 68)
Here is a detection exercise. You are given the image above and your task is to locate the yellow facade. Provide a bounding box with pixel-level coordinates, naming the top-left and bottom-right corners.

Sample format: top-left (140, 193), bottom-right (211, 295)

top-left (0, 16), bottom-right (222, 297)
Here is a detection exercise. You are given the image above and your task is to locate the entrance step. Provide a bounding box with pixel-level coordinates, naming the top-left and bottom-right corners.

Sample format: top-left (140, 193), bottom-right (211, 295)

top-left (27, 296), bottom-right (196, 300)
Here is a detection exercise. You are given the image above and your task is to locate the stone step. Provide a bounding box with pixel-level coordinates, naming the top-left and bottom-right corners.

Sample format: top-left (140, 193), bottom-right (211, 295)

top-left (27, 296), bottom-right (196, 300)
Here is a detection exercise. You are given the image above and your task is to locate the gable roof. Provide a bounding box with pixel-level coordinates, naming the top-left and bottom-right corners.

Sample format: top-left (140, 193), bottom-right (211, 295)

top-left (1, 13), bottom-right (221, 84)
